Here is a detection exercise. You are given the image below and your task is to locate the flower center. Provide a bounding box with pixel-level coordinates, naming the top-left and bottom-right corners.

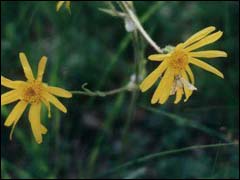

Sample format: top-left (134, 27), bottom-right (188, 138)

top-left (22, 81), bottom-right (43, 104)
top-left (169, 50), bottom-right (188, 70)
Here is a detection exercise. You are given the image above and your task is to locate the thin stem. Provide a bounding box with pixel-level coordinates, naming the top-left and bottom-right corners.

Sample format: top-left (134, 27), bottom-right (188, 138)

top-left (71, 84), bottom-right (135, 97)
top-left (96, 142), bottom-right (239, 178)
top-left (121, 31), bottom-right (140, 150)
top-left (121, 2), bottom-right (163, 53)
top-left (87, 2), bottom-right (163, 107)
top-left (211, 114), bottom-right (225, 177)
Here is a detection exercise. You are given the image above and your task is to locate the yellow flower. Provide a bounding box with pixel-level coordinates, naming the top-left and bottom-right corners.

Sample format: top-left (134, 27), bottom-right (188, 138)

top-left (56, 1), bottom-right (71, 14)
top-left (1, 52), bottom-right (72, 144)
top-left (140, 26), bottom-right (227, 104)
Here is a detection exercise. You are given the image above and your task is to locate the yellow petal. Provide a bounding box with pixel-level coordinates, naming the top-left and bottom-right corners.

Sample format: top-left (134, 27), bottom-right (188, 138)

top-left (37, 56), bottom-right (47, 82)
top-left (159, 70), bottom-right (174, 104)
top-left (29, 103), bottom-right (46, 144)
top-left (1, 76), bottom-right (14, 88)
top-left (185, 31), bottom-right (223, 52)
top-left (1, 76), bottom-right (25, 89)
top-left (148, 54), bottom-right (169, 61)
top-left (183, 26), bottom-right (216, 48)
top-left (19, 52), bottom-right (35, 81)
top-left (41, 97), bottom-right (51, 118)
top-left (189, 57), bottom-right (224, 78)
top-left (1, 90), bottom-right (20, 106)
top-left (189, 50), bottom-right (227, 58)
top-left (139, 60), bottom-right (168, 92)
top-left (41, 125), bottom-right (48, 135)
top-left (151, 68), bottom-right (172, 104)
top-left (4, 101), bottom-right (28, 127)
top-left (66, 1), bottom-right (71, 14)
top-left (181, 71), bottom-right (193, 102)
top-left (42, 92), bottom-right (67, 113)
top-left (174, 88), bottom-right (183, 104)
top-left (47, 86), bottom-right (72, 98)
top-left (186, 65), bottom-right (195, 84)
top-left (56, 1), bottom-right (65, 11)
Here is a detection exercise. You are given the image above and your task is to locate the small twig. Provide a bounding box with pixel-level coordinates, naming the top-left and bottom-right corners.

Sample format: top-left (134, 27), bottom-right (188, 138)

top-left (121, 2), bottom-right (163, 53)
top-left (71, 83), bottom-right (137, 97)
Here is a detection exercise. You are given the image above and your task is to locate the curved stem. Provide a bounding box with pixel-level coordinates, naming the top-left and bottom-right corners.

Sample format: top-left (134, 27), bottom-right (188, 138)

top-left (96, 142), bottom-right (238, 178)
top-left (121, 1), bottom-right (163, 53)
top-left (121, 30), bottom-right (141, 152)
top-left (71, 84), bottom-right (136, 97)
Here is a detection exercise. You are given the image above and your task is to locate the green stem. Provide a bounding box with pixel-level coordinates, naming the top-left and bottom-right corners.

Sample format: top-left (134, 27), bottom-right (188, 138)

top-left (121, 30), bottom-right (141, 150)
top-left (96, 142), bottom-right (239, 178)
top-left (87, 2), bottom-right (163, 107)
top-left (71, 83), bottom-right (135, 97)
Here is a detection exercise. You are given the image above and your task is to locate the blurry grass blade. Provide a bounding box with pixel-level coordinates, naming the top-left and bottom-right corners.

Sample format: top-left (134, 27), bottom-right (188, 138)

top-left (1, 160), bottom-right (11, 179)
top-left (124, 167), bottom-right (147, 179)
top-left (87, 2), bottom-right (164, 107)
top-left (96, 143), bottom-right (238, 178)
top-left (1, 106), bottom-right (9, 117)
top-left (87, 93), bottom-right (126, 177)
top-left (99, 8), bottom-right (125, 17)
top-left (141, 106), bottom-right (231, 142)
top-left (1, 159), bottom-right (33, 179)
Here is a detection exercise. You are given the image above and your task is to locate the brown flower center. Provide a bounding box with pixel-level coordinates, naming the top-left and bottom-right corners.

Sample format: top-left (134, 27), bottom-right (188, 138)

top-left (22, 81), bottom-right (43, 104)
top-left (169, 50), bottom-right (189, 70)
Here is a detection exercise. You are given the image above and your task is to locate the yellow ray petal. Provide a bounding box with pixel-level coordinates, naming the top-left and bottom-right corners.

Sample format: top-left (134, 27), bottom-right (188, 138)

top-left (29, 103), bottom-right (45, 144)
top-left (41, 97), bottom-right (51, 118)
top-left (1, 76), bottom-right (14, 88)
top-left (19, 52), bottom-right (35, 81)
top-left (189, 57), bottom-right (224, 78)
top-left (1, 90), bottom-right (20, 106)
top-left (159, 70), bottom-right (174, 104)
top-left (1, 76), bottom-right (25, 89)
top-left (189, 50), bottom-right (227, 58)
top-left (66, 1), bottom-right (71, 14)
top-left (42, 92), bottom-right (67, 113)
top-left (181, 71), bottom-right (193, 102)
top-left (151, 68), bottom-right (172, 104)
top-left (183, 26), bottom-right (216, 48)
top-left (186, 65), bottom-right (195, 84)
top-left (174, 88), bottom-right (183, 104)
top-left (56, 1), bottom-right (65, 11)
top-left (4, 101), bottom-right (28, 127)
top-left (37, 56), bottom-right (47, 82)
top-left (185, 31), bottom-right (223, 52)
top-left (139, 60), bottom-right (169, 92)
top-left (47, 86), bottom-right (72, 98)
top-left (148, 54), bottom-right (169, 61)
top-left (41, 125), bottom-right (48, 135)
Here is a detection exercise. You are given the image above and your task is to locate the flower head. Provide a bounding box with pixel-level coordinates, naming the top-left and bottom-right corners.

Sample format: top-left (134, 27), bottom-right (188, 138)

top-left (140, 26), bottom-right (227, 104)
top-left (56, 1), bottom-right (71, 14)
top-left (1, 52), bottom-right (72, 144)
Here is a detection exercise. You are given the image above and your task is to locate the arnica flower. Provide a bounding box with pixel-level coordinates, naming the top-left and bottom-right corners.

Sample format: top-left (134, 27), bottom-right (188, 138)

top-left (56, 1), bottom-right (71, 14)
top-left (1, 53), bottom-right (72, 144)
top-left (140, 26), bottom-right (227, 104)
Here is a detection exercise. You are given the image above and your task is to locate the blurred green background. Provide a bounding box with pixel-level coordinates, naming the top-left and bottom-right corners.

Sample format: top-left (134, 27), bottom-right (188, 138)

top-left (1, 1), bottom-right (239, 179)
